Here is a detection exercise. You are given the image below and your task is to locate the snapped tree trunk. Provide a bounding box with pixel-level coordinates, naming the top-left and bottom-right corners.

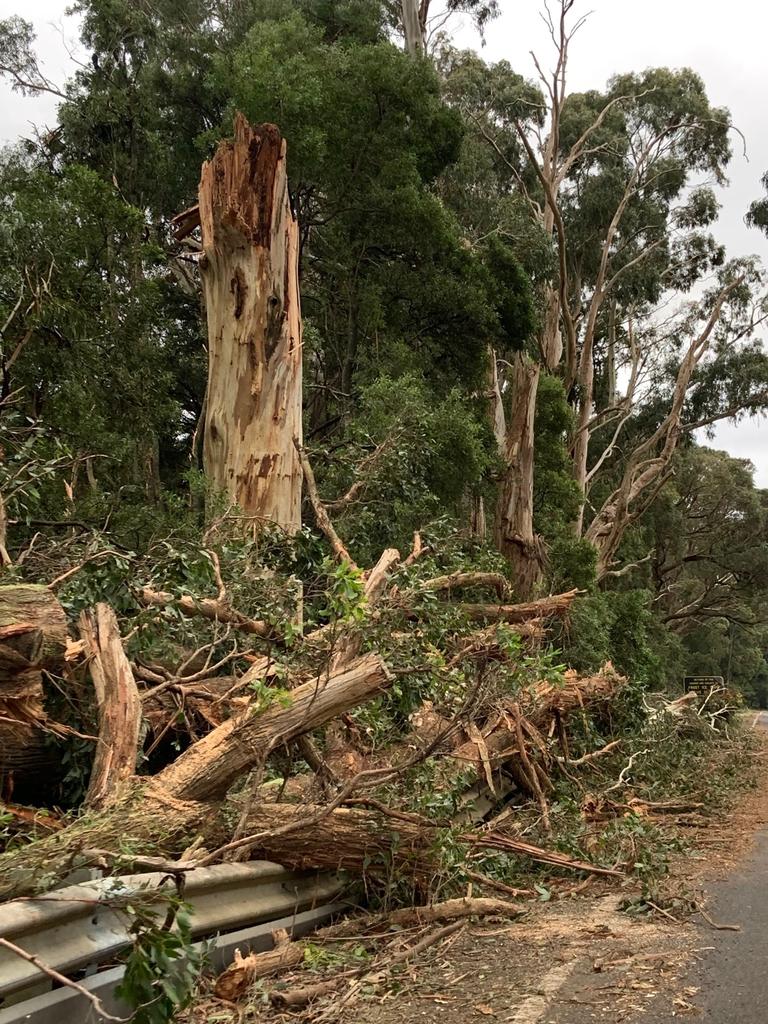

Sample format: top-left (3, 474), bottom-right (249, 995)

top-left (80, 604), bottom-right (142, 811)
top-left (199, 115), bottom-right (302, 533)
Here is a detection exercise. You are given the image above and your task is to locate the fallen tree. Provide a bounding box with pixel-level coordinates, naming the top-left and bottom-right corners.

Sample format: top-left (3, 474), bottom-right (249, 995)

top-left (0, 652), bottom-right (393, 900)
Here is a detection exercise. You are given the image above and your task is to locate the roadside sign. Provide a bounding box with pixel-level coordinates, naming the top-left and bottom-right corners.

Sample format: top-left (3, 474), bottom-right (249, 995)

top-left (684, 675), bottom-right (724, 696)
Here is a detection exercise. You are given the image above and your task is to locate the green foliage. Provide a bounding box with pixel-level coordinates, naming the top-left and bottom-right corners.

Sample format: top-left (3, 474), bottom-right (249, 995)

top-left (561, 590), bottom-right (666, 686)
top-left (116, 887), bottom-right (202, 1024)
top-left (321, 556), bottom-right (367, 623)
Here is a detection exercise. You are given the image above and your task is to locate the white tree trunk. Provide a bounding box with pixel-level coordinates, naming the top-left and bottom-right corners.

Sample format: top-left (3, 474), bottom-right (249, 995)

top-left (401, 0), bottom-right (425, 54)
top-left (199, 115), bottom-right (303, 533)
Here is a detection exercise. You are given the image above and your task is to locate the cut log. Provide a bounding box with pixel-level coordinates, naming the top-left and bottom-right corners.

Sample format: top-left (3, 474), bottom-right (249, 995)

top-left (199, 115), bottom-right (302, 533)
top-left (80, 604), bottom-right (142, 810)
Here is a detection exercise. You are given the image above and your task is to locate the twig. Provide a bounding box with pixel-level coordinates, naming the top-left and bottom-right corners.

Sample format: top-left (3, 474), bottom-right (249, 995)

top-left (695, 903), bottom-right (741, 931)
top-left (556, 739), bottom-right (622, 767)
top-left (48, 550), bottom-right (126, 591)
top-left (646, 900), bottom-right (680, 923)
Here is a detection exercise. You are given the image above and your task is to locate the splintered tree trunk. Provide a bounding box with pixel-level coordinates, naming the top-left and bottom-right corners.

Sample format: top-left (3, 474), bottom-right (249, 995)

top-left (199, 115), bottom-right (302, 533)
top-left (80, 604), bottom-right (142, 811)
top-left (493, 353), bottom-right (542, 600)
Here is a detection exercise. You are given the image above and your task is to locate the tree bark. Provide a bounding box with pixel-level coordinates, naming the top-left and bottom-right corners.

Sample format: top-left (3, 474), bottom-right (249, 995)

top-left (493, 352), bottom-right (542, 599)
top-left (80, 604), bottom-right (142, 810)
top-left (199, 115), bottom-right (302, 533)
top-left (401, 0), bottom-right (425, 54)
top-left (0, 586), bottom-right (69, 799)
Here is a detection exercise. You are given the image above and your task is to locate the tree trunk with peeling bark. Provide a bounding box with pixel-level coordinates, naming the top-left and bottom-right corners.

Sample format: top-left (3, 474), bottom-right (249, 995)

top-left (199, 115), bottom-right (302, 533)
top-left (401, 0), bottom-right (425, 54)
top-left (493, 352), bottom-right (542, 599)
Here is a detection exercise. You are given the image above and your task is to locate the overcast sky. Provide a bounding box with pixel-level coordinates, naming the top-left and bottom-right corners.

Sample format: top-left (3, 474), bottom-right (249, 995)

top-left (1, 0), bottom-right (767, 482)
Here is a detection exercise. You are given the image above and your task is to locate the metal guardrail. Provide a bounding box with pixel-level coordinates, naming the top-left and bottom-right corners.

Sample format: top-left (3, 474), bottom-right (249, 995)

top-left (0, 903), bottom-right (346, 1024)
top-left (0, 861), bottom-right (345, 1010)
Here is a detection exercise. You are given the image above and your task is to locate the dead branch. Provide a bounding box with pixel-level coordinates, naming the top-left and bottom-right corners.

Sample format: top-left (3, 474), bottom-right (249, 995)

top-left (135, 586), bottom-right (275, 639)
top-left (296, 441), bottom-right (357, 568)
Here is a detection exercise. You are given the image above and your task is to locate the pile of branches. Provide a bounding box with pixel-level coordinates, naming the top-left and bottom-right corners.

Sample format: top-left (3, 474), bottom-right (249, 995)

top-left (0, 540), bottom-right (621, 895)
top-left (0, 509), bottom-right (643, 1017)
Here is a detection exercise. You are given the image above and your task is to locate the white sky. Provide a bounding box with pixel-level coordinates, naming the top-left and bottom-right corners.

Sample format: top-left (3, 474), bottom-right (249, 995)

top-left (1, 0), bottom-right (767, 483)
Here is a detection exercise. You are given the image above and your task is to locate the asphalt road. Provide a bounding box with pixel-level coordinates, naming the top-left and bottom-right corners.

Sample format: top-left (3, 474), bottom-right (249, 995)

top-left (688, 827), bottom-right (768, 1022)
top-left (683, 710), bottom-right (768, 1022)
top-left (540, 709), bottom-right (768, 1023)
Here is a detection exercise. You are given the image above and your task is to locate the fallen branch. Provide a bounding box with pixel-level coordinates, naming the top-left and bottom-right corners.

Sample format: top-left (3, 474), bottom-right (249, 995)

top-left (420, 571), bottom-right (511, 598)
top-left (270, 921), bottom-right (465, 1009)
top-left (555, 739), bottom-right (622, 768)
top-left (386, 896), bottom-right (524, 926)
top-left (215, 897), bottom-right (520, 1001)
top-left (135, 586), bottom-right (274, 639)
top-left (296, 442), bottom-right (357, 568)
top-left (605, 748), bottom-right (650, 793)
top-left (695, 903), bottom-right (741, 932)
top-left (474, 832), bottom-right (624, 878)
top-left (456, 589), bottom-right (581, 624)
